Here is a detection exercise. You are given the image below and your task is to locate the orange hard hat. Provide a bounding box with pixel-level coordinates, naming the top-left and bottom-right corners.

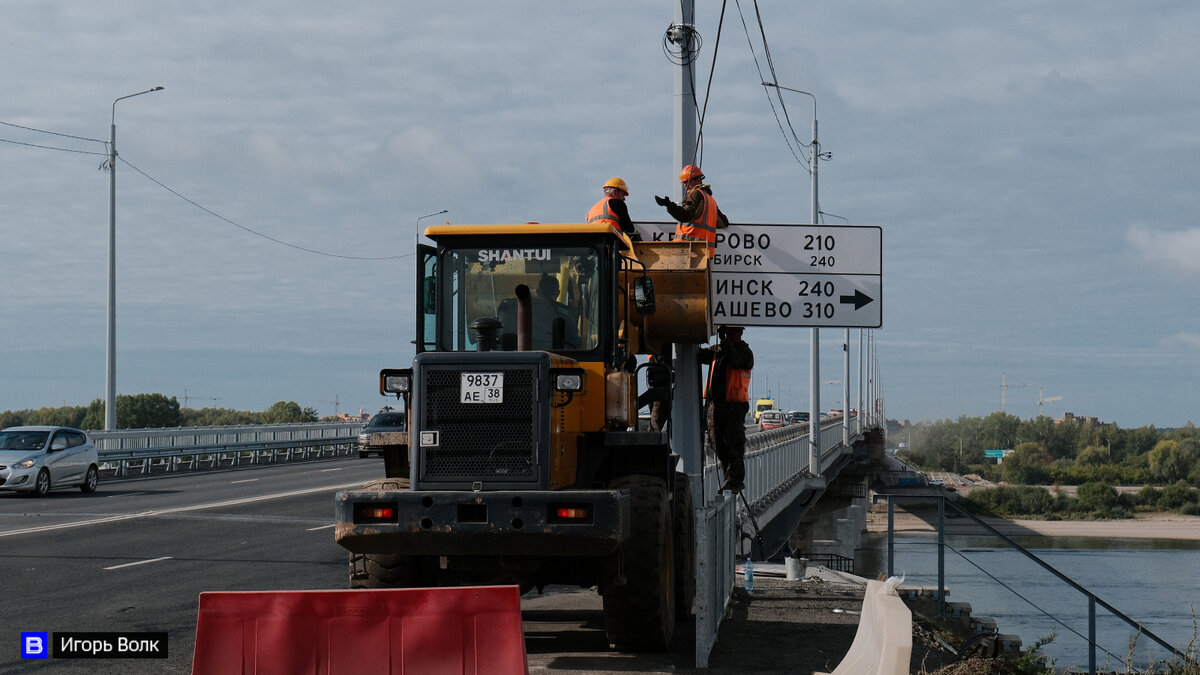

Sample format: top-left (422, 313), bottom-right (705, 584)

top-left (603, 177), bottom-right (629, 193)
top-left (679, 165), bottom-right (704, 182)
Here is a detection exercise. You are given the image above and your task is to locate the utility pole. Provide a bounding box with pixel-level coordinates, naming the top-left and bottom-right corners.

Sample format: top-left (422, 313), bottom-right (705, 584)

top-left (106, 86), bottom-right (164, 430)
top-left (669, 0), bottom-right (703, 482)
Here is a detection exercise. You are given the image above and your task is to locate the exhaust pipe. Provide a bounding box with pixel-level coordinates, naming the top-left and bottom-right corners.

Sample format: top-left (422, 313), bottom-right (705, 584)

top-left (515, 284), bottom-right (532, 351)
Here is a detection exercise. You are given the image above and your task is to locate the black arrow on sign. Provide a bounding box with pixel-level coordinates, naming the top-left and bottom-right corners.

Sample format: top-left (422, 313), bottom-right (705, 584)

top-left (839, 290), bottom-right (874, 310)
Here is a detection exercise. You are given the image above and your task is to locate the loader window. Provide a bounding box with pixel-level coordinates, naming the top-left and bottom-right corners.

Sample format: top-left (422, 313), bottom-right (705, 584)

top-left (440, 246), bottom-right (600, 352)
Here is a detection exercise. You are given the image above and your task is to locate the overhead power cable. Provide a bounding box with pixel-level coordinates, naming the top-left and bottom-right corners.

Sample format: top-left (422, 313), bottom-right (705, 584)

top-left (733, 0), bottom-right (810, 170)
top-left (0, 136), bottom-right (108, 156)
top-left (117, 156), bottom-right (410, 260)
top-left (1, 119), bottom-right (106, 145)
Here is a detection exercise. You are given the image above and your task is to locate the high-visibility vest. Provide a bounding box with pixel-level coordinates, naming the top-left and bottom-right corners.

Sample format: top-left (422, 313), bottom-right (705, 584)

top-left (705, 360), bottom-right (752, 403)
top-left (674, 190), bottom-right (719, 256)
top-left (724, 368), bottom-right (752, 402)
top-left (587, 197), bottom-right (623, 233)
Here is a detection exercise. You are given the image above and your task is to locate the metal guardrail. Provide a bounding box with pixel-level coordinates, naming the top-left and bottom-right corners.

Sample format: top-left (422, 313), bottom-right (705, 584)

top-left (879, 494), bottom-right (1190, 674)
top-left (693, 417), bottom-right (864, 667)
top-left (89, 422), bottom-right (361, 478)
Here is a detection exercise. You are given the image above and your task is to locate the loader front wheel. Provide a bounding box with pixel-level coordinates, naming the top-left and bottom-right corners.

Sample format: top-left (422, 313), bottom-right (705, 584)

top-left (673, 472), bottom-right (696, 617)
top-left (602, 474), bottom-right (675, 651)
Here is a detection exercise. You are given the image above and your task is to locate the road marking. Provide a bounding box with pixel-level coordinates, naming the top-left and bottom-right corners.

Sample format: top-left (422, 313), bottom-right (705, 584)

top-left (306, 524), bottom-right (336, 531)
top-left (106, 492), bottom-right (146, 498)
top-left (0, 482), bottom-right (367, 538)
top-left (105, 556), bottom-right (172, 570)
top-left (319, 468), bottom-right (344, 472)
top-left (230, 478), bottom-right (259, 484)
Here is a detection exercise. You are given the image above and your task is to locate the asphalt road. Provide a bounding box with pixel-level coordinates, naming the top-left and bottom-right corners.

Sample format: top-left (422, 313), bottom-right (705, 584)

top-left (1, 453), bottom-right (865, 674)
top-left (0, 457), bottom-right (380, 674)
top-left (1, 458), bottom-right (734, 674)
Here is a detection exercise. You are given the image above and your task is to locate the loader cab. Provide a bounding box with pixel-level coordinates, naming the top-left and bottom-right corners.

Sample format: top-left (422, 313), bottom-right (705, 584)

top-left (415, 224), bottom-right (642, 363)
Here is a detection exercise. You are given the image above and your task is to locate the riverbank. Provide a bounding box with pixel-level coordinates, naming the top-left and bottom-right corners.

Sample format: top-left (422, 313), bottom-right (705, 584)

top-left (867, 509), bottom-right (1200, 541)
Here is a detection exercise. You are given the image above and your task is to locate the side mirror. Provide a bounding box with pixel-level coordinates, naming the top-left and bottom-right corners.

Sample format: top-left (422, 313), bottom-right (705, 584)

top-left (633, 276), bottom-right (656, 315)
top-left (422, 276), bottom-right (437, 314)
top-left (50, 439), bottom-right (68, 451)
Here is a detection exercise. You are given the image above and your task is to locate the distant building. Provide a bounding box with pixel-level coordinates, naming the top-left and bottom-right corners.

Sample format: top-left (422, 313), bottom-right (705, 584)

top-left (1055, 412), bottom-right (1107, 426)
top-left (337, 411), bottom-right (370, 422)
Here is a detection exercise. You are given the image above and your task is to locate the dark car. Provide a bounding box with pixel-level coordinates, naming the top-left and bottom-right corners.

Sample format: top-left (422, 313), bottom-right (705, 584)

top-left (784, 410), bottom-right (810, 425)
top-left (357, 409), bottom-right (408, 459)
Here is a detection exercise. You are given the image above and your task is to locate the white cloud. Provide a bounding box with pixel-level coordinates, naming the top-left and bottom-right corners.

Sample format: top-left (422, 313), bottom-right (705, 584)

top-left (1162, 332), bottom-right (1200, 351)
top-left (1127, 225), bottom-right (1200, 276)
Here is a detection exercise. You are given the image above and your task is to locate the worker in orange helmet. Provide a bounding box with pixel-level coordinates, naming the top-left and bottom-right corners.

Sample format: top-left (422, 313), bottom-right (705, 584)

top-left (655, 165), bottom-right (729, 256)
top-left (587, 177), bottom-right (641, 241)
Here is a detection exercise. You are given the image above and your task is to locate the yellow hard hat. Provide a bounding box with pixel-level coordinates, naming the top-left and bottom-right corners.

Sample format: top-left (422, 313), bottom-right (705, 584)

top-left (604, 177), bottom-right (629, 193)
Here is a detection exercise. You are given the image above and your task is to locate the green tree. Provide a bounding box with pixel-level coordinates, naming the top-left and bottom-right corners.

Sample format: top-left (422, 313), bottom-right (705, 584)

top-left (261, 401), bottom-right (318, 424)
top-left (1075, 444), bottom-right (1110, 466)
top-left (79, 394), bottom-right (182, 429)
top-left (1000, 442), bottom-right (1049, 484)
top-left (1159, 480), bottom-right (1196, 510)
top-left (0, 410), bottom-right (29, 428)
top-left (1147, 439), bottom-right (1195, 482)
top-left (1075, 481), bottom-right (1119, 512)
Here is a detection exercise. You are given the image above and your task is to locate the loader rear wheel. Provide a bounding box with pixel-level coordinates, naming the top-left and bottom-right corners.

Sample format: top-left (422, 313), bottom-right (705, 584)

top-left (346, 477), bottom-right (420, 589)
top-left (349, 551), bottom-right (420, 589)
top-left (673, 472), bottom-right (696, 617)
top-left (603, 474), bottom-right (675, 651)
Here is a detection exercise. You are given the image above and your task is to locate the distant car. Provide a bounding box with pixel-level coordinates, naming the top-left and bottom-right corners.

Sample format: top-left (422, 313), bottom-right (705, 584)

top-left (928, 478), bottom-right (945, 487)
top-left (0, 426), bottom-right (100, 496)
top-left (357, 410), bottom-right (408, 459)
top-left (758, 410), bottom-right (785, 431)
top-left (753, 398), bottom-right (776, 423)
top-left (784, 410), bottom-right (809, 425)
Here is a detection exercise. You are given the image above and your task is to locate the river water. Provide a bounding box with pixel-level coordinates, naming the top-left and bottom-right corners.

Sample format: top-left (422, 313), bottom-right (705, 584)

top-left (857, 532), bottom-right (1200, 671)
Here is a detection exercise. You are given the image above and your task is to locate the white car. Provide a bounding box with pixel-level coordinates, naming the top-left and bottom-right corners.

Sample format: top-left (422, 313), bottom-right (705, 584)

top-left (0, 426), bottom-right (100, 496)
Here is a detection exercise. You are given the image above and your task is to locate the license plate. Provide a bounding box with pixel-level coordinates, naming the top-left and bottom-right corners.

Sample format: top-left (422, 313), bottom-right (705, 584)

top-left (460, 372), bottom-right (504, 404)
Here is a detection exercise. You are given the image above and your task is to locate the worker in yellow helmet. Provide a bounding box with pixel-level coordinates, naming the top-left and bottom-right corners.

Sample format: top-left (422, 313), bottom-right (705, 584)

top-left (655, 165), bottom-right (729, 256)
top-left (587, 177), bottom-right (641, 241)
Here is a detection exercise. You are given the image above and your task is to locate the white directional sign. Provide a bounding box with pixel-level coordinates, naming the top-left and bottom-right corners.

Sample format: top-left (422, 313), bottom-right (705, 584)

top-left (639, 222), bottom-right (883, 328)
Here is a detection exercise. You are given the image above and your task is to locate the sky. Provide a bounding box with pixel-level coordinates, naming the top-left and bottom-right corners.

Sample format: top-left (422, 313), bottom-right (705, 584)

top-left (3, 2), bottom-right (1199, 429)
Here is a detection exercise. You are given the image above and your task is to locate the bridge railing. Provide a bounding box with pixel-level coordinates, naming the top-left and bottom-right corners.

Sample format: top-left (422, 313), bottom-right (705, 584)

top-left (693, 416), bottom-right (864, 667)
top-left (88, 423), bottom-right (362, 478)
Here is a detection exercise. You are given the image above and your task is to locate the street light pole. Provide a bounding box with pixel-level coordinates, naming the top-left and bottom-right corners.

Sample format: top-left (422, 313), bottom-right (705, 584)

top-left (762, 81), bottom-right (823, 475)
top-left (106, 86), bottom-right (164, 430)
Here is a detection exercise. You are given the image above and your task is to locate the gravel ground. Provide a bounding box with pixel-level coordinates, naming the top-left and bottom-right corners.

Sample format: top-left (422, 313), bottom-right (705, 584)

top-left (525, 568), bottom-right (959, 675)
top-left (690, 574), bottom-right (958, 675)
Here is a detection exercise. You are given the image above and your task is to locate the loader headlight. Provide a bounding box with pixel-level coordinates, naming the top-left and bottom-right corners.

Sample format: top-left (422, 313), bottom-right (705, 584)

top-left (380, 368), bottom-right (412, 395)
top-left (552, 369), bottom-right (585, 393)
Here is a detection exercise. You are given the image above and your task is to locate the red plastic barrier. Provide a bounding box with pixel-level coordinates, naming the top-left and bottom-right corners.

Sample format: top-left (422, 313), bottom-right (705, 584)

top-left (191, 586), bottom-right (527, 675)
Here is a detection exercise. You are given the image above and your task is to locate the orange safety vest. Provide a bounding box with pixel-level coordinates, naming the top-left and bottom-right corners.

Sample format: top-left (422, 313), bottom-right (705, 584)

top-left (705, 361), bottom-right (752, 403)
top-left (724, 368), bottom-right (752, 402)
top-left (586, 197), bottom-right (623, 233)
top-left (674, 190), bottom-right (719, 256)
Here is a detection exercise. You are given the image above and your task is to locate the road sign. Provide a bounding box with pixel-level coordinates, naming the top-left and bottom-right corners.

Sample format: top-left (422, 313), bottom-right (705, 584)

top-left (984, 449), bottom-right (1007, 458)
top-left (712, 224), bottom-right (880, 327)
top-left (711, 272), bottom-right (881, 327)
top-left (636, 222), bottom-right (882, 327)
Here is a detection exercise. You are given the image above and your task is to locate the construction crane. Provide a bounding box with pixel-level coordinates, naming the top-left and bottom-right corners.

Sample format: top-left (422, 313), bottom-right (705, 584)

top-left (182, 390), bottom-right (221, 408)
top-left (1038, 388), bottom-right (1062, 415)
top-left (1000, 372), bottom-right (1035, 413)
